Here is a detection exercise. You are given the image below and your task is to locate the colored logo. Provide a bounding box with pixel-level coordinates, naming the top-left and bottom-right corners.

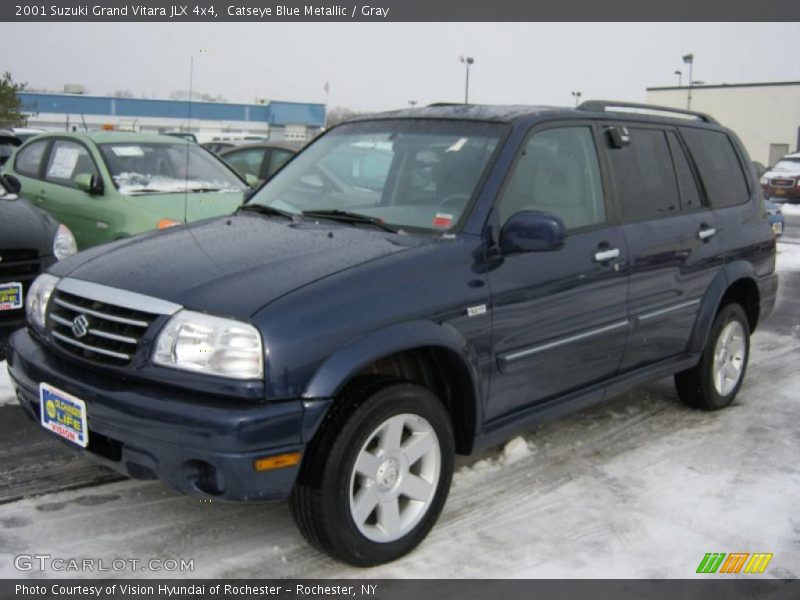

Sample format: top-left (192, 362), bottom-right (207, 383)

top-left (45, 399), bottom-right (56, 419)
top-left (71, 314), bottom-right (90, 338)
top-left (697, 552), bottom-right (773, 574)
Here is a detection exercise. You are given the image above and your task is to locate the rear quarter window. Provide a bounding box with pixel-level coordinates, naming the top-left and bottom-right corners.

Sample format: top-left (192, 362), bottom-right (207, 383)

top-left (14, 139), bottom-right (48, 178)
top-left (680, 128), bottom-right (750, 208)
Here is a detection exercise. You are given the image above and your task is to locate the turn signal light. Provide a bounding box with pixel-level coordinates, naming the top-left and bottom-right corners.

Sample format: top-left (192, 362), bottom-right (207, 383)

top-left (253, 452), bottom-right (301, 472)
top-left (157, 219), bottom-right (183, 229)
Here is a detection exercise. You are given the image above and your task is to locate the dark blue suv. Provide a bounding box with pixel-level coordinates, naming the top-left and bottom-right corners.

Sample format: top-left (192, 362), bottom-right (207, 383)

top-left (7, 101), bottom-right (778, 565)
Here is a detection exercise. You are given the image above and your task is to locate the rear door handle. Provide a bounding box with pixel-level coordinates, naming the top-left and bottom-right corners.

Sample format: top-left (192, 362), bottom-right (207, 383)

top-left (35, 190), bottom-right (47, 202)
top-left (698, 227), bottom-right (717, 241)
top-left (594, 248), bottom-right (620, 262)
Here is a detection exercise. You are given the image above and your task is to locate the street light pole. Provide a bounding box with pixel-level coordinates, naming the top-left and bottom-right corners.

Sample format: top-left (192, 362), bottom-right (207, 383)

top-left (460, 56), bottom-right (474, 104)
top-left (571, 91), bottom-right (582, 107)
top-left (682, 53), bottom-right (694, 110)
top-left (674, 70), bottom-right (682, 86)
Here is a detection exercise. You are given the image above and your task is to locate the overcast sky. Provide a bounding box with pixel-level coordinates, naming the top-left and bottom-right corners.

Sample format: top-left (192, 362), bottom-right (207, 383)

top-left (1, 22), bottom-right (798, 112)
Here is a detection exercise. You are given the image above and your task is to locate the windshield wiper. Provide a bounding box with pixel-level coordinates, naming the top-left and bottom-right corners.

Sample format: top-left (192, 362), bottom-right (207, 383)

top-left (301, 209), bottom-right (399, 233)
top-left (237, 203), bottom-right (296, 220)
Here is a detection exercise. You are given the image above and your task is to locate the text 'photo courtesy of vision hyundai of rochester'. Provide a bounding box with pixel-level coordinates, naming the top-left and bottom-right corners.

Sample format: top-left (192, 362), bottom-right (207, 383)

top-left (6, 101), bottom-right (777, 566)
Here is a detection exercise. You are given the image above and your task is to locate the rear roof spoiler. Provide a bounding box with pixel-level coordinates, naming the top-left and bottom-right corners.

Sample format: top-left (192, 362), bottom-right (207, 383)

top-left (577, 100), bottom-right (719, 125)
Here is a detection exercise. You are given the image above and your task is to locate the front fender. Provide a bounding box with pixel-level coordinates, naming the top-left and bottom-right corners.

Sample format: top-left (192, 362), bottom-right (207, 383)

top-left (302, 319), bottom-right (480, 401)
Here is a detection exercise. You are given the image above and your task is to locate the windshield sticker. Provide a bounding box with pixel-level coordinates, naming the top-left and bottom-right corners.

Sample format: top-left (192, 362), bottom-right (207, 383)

top-left (46, 147), bottom-right (81, 179)
top-left (111, 145), bottom-right (145, 157)
top-left (446, 138), bottom-right (468, 153)
top-left (432, 213), bottom-right (453, 228)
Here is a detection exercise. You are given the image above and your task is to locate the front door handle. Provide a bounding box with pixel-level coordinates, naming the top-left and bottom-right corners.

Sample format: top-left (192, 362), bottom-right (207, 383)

top-left (35, 190), bottom-right (47, 202)
top-left (594, 248), bottom-right (620, 262)
top-left (698, 227), bottom-right (717, 241)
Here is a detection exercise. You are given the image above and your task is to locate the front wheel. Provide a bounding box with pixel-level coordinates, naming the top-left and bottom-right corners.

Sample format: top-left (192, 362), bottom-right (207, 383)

top-left (290, 377), bottom-right (454, 566)
top-left (675, 303), bottom-right (751, 410)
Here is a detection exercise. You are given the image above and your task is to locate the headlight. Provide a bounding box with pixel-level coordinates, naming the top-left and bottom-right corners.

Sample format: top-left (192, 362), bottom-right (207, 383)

top-left (53, 224), bottom-right (77, 260)
top-left (25, 274), bottom-right (60, 331)
top-left (153, 310), bottom-right (263, 379)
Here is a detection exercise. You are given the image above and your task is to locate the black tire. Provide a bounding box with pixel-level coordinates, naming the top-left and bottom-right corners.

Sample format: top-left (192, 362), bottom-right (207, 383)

top-left (675, 303), bottom-right (751, 410)
top-left (290, 376), bottom-right (455, 566)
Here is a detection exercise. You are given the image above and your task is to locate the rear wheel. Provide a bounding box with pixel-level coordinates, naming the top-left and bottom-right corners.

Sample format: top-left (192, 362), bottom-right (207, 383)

top-left (675, 303), bottom-right (750, 410)
top-left (290, 377), bottom-right (454, 566)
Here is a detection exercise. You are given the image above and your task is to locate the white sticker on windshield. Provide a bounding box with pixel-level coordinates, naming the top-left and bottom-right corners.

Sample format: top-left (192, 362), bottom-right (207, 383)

top-left (47, 147), bottom-right (81, 179)
top-left (111, 145), bottom-right (145, 157)
top-left (446, 138), bottom-right (468, 153)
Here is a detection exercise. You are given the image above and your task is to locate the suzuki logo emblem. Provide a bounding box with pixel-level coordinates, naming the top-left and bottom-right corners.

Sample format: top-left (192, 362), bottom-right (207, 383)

top-left (71, 314), bottom-right (90, 339)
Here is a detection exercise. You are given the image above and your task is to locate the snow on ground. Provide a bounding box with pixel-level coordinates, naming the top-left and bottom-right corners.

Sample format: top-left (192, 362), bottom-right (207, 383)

top-left (777, 241), bottom-right (800, 272)
top-left (0, 362), bottom-right (14, 407)
top-left (779, 203), bottom-right (800, 216)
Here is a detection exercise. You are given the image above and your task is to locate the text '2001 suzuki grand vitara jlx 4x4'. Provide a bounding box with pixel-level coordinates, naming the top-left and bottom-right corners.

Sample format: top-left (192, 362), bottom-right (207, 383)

top-left (8, 101), bottom-right (777, 566)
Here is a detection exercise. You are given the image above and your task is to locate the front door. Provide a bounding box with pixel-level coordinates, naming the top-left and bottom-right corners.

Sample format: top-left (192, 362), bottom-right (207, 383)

top-left (485, 123), bottom-right (630, 421)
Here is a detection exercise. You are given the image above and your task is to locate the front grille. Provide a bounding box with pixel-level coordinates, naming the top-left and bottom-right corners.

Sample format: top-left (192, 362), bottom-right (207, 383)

top-left (769, 177), bottom-right (796, 188)
top-left (0, 249), bottom-right (41, 324)
top-left (47, 289), bottom-right (158, 366)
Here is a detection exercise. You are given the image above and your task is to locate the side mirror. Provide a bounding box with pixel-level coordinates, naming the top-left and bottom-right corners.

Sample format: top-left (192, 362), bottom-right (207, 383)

top-left (244, 173), bottom-right (260, 188)
top-left (74, 173), bottom-right (104, 195)
top-left (2, 174), bottom-right (21, 194)
top-left (500, 211), bottom-right (566, 254)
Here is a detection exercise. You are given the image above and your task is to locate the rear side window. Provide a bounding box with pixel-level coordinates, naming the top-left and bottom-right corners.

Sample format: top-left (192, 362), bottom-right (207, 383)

top-left (681, 128), bottom-right (749, 208)
top-left (45, 140), bottom-right (99, 188)
top-left (14, 140), bottom-right (48, 177)
top-left (606, 127), bottom-right (680, 221)
top-left (666, 131), bottom-right (702, 211)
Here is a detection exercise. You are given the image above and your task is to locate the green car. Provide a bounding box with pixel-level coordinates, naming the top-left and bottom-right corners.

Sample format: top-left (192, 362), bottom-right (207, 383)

top-left (2, 132), bottom-right (251, 249)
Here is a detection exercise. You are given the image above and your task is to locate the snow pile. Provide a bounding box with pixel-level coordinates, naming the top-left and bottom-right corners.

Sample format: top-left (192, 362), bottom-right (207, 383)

top-left (0, 360), bottom-right (15, 407)
top-left (455, 436), bottom-right (536, 480)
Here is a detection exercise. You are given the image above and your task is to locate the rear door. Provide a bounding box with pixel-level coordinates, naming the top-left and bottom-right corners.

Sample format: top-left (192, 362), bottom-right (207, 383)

top-left (604, 123), bottom-right (724, 372)
top-left (486, 123), bottom-right (630, 420)
top-left (8, 138), bottom-right (50, 204)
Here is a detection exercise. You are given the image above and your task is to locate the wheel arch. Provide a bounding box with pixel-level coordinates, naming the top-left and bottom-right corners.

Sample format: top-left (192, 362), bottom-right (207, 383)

top-left (689, 261), bottom-right (760, 355)
top-left (302, 320), bottom-right (482, 454)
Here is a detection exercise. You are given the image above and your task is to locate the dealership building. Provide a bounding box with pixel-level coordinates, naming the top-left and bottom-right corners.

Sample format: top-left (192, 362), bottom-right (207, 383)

top-left (18, 92), bottom-right (326, 143)
top-left (646, 81), bottom-right (800, 166)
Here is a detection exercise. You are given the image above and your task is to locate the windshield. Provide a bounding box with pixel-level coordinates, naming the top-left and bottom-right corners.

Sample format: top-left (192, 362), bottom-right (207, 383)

top-left (99, 142), bottom-right (247, 194)
top-left (248, 120), bottom-right (505, 232)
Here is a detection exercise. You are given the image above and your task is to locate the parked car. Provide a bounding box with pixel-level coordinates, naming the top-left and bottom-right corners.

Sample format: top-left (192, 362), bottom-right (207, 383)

top-left (765, 199), bottom-right (785, 236)
top-left (8, 127), bottom-right (46, 143)
top-left (202, 141), bottom-right (238, 154)
top-left (6, 101), bottom-right (777, 566)
top-left (760, 151), bottom-right (800, 203)
top-left (0, 175), bottom-right (76, 358)
top-left (2, 132), bottom-right (251, 249)
top-left (0, 132), bottom-right (21, 167)
top-left (219, 142), bottom-right (300, 184)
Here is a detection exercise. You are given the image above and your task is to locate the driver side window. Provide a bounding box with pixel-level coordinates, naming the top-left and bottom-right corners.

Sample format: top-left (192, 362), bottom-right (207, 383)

top-left (498, 126), bottom-right (606, 230)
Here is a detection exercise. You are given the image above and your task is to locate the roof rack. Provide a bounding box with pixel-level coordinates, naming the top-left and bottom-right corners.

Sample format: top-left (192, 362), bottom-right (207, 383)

top-left (577, 100), bottom-right (719, 125)
top-left (427, 102), bottom-right (465, 107)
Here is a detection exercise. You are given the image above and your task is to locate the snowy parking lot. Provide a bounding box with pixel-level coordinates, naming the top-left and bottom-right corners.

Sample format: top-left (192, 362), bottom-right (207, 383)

top-left (1, 236), bottom-right (799, 579)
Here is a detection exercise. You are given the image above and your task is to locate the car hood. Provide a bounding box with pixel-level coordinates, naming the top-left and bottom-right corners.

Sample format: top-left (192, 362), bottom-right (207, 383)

top-left (118, 190), bottom-right (246, 223)
top-left (50, 213), bottom-right (426, 318)
top-left (0, 196), bottom-right (57, 254)
top-left (764, 166), bottom-right (800, 179)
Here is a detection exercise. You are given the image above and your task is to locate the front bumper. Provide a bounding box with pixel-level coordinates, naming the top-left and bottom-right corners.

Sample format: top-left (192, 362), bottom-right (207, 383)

top-left (7, 328), bottom-right (332, 501)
